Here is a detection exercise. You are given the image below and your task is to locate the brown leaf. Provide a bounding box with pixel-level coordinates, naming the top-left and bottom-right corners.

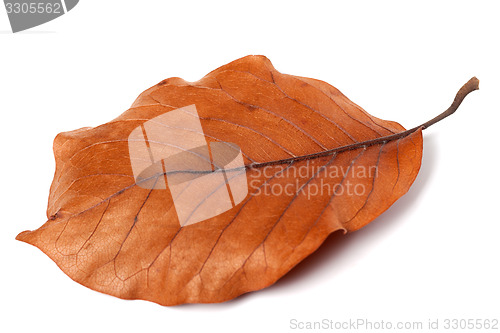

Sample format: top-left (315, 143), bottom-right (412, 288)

top-left (16, 56), bottom-right (478, 305)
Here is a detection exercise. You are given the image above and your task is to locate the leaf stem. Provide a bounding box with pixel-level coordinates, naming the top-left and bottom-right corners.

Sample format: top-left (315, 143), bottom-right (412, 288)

top-left (418, 76), bottom-right (479, 130)
top-left (244, 77), bottom-right (479, 169)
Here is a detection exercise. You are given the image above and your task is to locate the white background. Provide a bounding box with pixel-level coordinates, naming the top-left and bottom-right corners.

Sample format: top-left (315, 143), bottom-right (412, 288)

top-left (1, 1), bottom-right (499, 332)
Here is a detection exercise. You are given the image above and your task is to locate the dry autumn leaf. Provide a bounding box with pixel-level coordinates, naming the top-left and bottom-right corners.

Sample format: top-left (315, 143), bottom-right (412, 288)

top-left (16, 55), bottom-right (478, 305)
